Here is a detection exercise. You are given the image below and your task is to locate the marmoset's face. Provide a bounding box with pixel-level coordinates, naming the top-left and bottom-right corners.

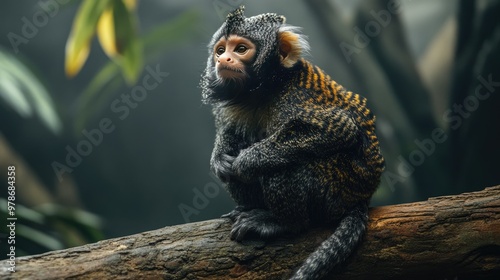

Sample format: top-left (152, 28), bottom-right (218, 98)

top-left (213, 35), bottom-right (256, 81)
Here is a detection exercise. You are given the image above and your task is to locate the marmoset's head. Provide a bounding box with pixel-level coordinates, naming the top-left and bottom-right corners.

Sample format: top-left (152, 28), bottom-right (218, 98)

top-left (201, 6), bottom-right (309, 104)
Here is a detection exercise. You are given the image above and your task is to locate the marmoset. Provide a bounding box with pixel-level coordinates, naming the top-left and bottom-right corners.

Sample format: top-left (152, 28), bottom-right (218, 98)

top-left (200, 6), bottom-right (384, 279)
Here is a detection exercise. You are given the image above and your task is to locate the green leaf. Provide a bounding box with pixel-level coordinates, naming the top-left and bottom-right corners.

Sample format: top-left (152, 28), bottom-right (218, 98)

top-left (17, 224), bottom-right (65, 251)
top-left (36, 203), bottom-right (105, 245)
top-left (121, 37), bottom-right (143, 84)
top-left (0, 198), bottom-right (44, 225)
top-left (65, 0), bottom-right (112, 77)
top-left (0, 48), bottom-right (62, 134)
top-left (37, 203), bottom-right (103, 230)
top-left (112, 0), bottom-right (143, 84)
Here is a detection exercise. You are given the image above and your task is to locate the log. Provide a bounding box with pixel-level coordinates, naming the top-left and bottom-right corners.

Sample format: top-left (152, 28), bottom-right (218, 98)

top-left (1, 186), bottom-right (500, 279)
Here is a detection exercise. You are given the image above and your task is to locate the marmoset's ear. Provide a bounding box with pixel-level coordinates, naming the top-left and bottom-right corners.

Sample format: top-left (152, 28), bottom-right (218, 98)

top-left (278, 26), bottom-right (309, 68)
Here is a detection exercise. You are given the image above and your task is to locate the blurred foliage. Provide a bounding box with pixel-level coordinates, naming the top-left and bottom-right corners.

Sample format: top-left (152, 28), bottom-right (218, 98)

top-left (65, 0), bottom-right (142, 84)
top-left (0, 198), bottom-right (103, 256)
top-left (0, 45), bottom-right (102, 257)
top-left (0, 47), bottom-right (62, 134)
top-left (75, 9), bottom-right (199, 133)
top-left (0, 0), bottom-right (199, 258)
top-left (66, 0), bottom-right (200, 123)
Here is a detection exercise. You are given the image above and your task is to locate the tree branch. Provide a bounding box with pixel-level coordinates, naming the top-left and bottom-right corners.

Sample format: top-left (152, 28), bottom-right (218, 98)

top-left (2, 186), bottom-right (500, 279)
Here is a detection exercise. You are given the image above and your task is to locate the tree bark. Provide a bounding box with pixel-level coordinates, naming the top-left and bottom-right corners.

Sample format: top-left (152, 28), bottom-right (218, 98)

top-left (1, 186), bottom-right (500, 279)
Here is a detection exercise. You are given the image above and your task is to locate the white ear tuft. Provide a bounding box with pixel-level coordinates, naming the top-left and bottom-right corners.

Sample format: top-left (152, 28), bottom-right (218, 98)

top-left (278, 25), bottom-right (309, 68)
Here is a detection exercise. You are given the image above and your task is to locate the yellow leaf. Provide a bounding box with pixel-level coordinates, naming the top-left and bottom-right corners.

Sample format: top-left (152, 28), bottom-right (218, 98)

top-left (65, 35), bottom-right (91, 78)
top-left (123, 0), bottom-right (137, 10)
top-left (97, 7), bottom-right (118, 58)
top-left (65, 0), bottom-right (112, 78)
